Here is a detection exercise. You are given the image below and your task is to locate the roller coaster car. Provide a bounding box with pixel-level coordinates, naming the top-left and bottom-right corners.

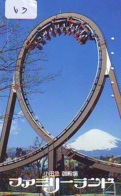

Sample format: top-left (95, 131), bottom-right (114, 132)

top-left (26, 42), bottom-right (36, 50)
top-left (69, 24), bottom-right (75, 29)
top-left (49, 27), bottom-right (56, 37)
top-left (84, 30), bottom-right (95, 41)
top-left (54, 25), bottom-right (61, 36)
top-left (37, 36), bottom-right (47, 45)
top-left (26, 40), bottom-right (43, 51)
top-left (79, 37), bottom-right (88, 45)
top-left (55, 28), bottom-right (61, 36)
top-left (79, 24), bottom-right (88, 31)
top-left (74, 32), bottom-right (80, 41)
top-left (61, 24), bottom-right (67, 35)
top-left (37, 44), bottom-right (43, 50)
top-left (69, 24), bottom-right (76, 35)
top-left (65, 27), bottom-right (72, 35)
top-left (78, 31), bottom-right (89, 44)
top-left (43, 31), bottom-right (51, 41)
top-left (89, 33), bottom-right (96, 41)
top-left (68, 23), bottom-right (74, 28)
top-left (75, 25), bottom-right (80, 30)
top-left (73, 29), bottom-right (80, 36)
top-left (71, 28), bottom-right (76, 35)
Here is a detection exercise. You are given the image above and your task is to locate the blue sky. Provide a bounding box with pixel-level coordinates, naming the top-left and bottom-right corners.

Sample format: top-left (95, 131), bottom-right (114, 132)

top-left (0, 0), bottom-right (121, 149)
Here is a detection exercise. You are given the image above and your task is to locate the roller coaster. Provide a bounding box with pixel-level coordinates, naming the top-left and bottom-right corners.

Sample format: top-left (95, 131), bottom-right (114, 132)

top-left (0, 13), bottom-right (121, 174)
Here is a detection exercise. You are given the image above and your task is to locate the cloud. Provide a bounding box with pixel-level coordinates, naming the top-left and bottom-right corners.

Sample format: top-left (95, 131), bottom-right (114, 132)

top-left (0, 118), bottom-right (19, 136)
top-left (0, 120), bottom-right (3, 131)
top-left (0, 110), bottom-right (27, 137)
top-left (15, 111), bottom-right (25, 122)
top-left (10, 120), bottom-right (20, 135)
top-left (17, 110), bottom-right (24, 117)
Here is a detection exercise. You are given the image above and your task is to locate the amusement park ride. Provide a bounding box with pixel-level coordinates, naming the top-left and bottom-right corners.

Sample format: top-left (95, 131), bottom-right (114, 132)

top-left (0, 13), bottom-right (121, 175)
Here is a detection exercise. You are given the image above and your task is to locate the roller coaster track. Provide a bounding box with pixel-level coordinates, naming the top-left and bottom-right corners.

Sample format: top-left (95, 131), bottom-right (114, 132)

top-left (0, 13), bottom-right (121, 173)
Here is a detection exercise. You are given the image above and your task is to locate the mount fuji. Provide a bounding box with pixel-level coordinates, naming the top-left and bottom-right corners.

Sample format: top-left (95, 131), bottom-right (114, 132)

top-left (68, 129), bottom-right (121, 157)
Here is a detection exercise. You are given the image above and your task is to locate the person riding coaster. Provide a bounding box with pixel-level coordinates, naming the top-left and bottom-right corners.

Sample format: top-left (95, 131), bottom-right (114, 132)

top-left (36, 34), bottom-right (47, 45)
top-left (54, 24), bottom-right (61, 36)
top-left (49, 27), bottom-right (56, 37)
top-left (26, 41), bottom-right (43, 50)
top-left (65, 26), bottom-right (72, 35)
top-left (43, 30), bottom-right (51, 40)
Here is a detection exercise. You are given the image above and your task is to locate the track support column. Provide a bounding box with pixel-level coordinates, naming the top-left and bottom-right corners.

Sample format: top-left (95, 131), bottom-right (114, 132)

top-left (56, 147), bottom-right (64, 173)
top-left (48, 147), bottom-right (64, 173)
top-left (48, 148), bottom-right (56, 172)
top-left (0, 88), bottom-right (16, 162)
top-left (109, 68), bottom-right (121, 117)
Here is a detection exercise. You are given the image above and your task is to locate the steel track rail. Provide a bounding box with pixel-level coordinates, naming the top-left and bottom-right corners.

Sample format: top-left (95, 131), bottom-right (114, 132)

top-left (15, 13), bottom-right (104, 142)
top-left (0, 143), bottom-right (121, 173)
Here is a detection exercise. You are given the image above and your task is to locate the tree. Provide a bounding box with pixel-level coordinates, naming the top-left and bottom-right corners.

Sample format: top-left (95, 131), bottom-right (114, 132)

top-left (0, 137), bottom-right (47, 192)
top-left (0, 17), bottom-right (59, 97)
top-left (31, 136), bottom-right (47, 178)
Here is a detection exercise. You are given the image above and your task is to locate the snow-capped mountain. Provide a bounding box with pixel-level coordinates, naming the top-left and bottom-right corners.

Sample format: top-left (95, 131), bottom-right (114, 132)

top-left (68, 129), bottom-right (121, 157)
